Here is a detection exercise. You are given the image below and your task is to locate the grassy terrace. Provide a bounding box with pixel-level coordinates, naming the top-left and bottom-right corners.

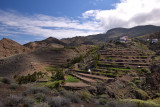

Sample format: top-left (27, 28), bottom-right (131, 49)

top-left (108, 67), bottom-right (137, 71)
top-left (66, 75), bottom-right (80, 82)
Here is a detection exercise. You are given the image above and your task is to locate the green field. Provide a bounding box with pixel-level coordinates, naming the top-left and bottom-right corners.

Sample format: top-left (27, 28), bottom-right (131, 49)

top-left (66, 75), bottom-right (80, 82)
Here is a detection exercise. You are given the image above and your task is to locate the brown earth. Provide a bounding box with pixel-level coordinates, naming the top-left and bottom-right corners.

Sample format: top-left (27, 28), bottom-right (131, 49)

top-left (0, 38), bottom-right (30, 58)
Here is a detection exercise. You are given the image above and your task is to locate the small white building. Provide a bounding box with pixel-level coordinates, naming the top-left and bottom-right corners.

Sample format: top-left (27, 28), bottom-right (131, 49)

top-left (120, 36), bottom-right (130, 43)
top-left (88, 69), bottom-right (91, 72)
top-left (152, 39), bottom-right (158, 43)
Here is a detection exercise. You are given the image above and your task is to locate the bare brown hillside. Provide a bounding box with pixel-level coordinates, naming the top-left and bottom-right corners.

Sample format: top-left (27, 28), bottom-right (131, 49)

top-left (61, 36), bottom-right (95, 46)
top-left (0, 38), bottom-right (30, 58)
top-left (0, 45), bottom-right (93, 77)
top-left (24, 37), bottom-right (66, 50)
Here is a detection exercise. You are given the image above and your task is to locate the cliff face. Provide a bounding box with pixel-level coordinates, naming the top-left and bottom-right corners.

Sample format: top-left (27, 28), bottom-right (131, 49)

top-left (0, 38), bottom-right (30, 58)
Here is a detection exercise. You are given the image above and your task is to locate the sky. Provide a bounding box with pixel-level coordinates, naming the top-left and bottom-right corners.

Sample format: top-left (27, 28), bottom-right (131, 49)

top-left (0, 0), bottom-right (160, 44)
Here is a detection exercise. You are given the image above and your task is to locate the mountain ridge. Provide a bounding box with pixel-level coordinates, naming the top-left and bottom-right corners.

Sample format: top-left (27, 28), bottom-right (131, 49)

top-left (86, 25), bottom-right (160, 42)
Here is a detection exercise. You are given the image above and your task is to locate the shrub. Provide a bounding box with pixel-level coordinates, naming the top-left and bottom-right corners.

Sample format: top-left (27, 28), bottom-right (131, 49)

top-left (9, 83), bottom-right (19, 90)
top-left (71, 55), bottom-right (84, 64)
top-left (99, 98), bottom-right (108, 105)
top-left (25, 86), bottom-right (51, 95)
top-left (51, 70), bottom-right (65, 81)
top-left (80, 91), bottom-right (91, 102)
top-left (135, 89), bottom-right (149, 100)
top-left (46, 81), bottom-right (63, 89)
top-left (60, 90), bottom-right (80, 103)
top-left (48, 96), bottom-right (70, 107)
top-left (34, 93), bottom-right (46, 103)
top-left (1, 77), bottom-right (10, 84)
top-left (115, 99), bottom-right (160, 107)
top-left (33, 103), bottom-right (49, 107)
top-left (141, 68), bottom-right (151, 74)
top-left (96, 84), bottom-right (106, 95)
top-left (16, 71), bottom-right (46, 84)
top-left (4, 94), bottom-right (23, 106)
top-left (22, 97), bottom-right (35, 107)
top-left (129, 82), bottom-right (136, 89)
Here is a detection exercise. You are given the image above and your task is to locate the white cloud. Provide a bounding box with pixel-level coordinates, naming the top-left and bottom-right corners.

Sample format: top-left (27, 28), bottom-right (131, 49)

top-left (0, 10), bottom-right (104, 39)
top-left (0, 0), bottom-right (160, 42)
top-left (83, 0), bottom-right (160, 30)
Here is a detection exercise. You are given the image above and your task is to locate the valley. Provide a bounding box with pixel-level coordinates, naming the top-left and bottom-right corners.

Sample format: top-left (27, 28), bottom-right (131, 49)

top-left (0, 25), bottom-right (160, 107)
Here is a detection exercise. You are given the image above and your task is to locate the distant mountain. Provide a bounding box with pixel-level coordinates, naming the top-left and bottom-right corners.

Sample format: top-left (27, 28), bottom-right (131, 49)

top-left (61, 36), bottom-right (95, 46)
top-left (0, 38), bottom-right (30, 58)
top-left (24, 37), bottom-right (66, 50)
top-left (87, 25), bottom-right (160, 42)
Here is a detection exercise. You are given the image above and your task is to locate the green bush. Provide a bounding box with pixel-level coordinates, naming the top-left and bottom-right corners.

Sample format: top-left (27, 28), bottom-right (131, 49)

top-left (141, 68), bottom-right (151, 74)
top-left (16, 71), bottom-right (46, 84)
top-left (135, 89), bottom-right (149, 100)
top-left (34, 93), bottom-right (46, 103)
top-left (66, 75), bottom-right (80, 82)
top-left (129, 82), bottom-right (136, 89)
top-left (51, 70), bottom-right (65, 81)
top-left (71, 55), bottom-right (83, 64)
top-left (46, 81), bottom-right (63, 89)
top-left (1, 77), bottom-right (10, 84)
top-left (80, 91), bottom-right (91, 102)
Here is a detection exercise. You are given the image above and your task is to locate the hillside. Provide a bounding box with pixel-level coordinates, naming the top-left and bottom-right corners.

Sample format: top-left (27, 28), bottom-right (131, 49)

top-left (87, 25), bottom-right (160, 42)
top-left (0, 38), bottom-right (30, 58)
top-left (0, 45), bottom-right (93, 77)
top-left (24, 37), bottom-right (66, 50)
top-left (61, 36), bottom-right (95, 46)
top-left (0, 37), bottom-right (160, 107)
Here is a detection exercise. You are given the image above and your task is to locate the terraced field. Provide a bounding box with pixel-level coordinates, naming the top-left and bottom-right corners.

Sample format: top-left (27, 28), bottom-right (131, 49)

top-left (63, 48), bottom-right (153, 90)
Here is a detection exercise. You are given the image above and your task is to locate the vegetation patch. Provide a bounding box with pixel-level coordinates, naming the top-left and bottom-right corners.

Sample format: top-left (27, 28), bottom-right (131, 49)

top-left (120, 99), bottom-right (160, 107)
top-left (14, 71), bottom-right (47, 84)
top-left (66, 75), bottom-right (80, 82)
top-left (134, 89), bottom-right (149, 100)
top-left (109, 67), bottom-right (134, 71)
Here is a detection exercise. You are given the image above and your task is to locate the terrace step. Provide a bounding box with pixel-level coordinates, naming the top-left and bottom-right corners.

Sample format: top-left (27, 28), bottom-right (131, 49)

top-left (77, 73), bottom-right (114, 82)
top-left (72, 74), bottom-right (97, 85)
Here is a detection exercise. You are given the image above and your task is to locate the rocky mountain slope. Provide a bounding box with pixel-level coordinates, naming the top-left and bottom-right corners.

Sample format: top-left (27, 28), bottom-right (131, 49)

top-left (24, 37), bottom-right (66, 50)
top-left (0, 38), bottom-right (30, 58)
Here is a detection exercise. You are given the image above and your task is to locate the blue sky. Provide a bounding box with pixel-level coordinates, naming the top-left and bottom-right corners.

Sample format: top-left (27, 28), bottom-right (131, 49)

top-left (0, 0), bottom-right (160, 44)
